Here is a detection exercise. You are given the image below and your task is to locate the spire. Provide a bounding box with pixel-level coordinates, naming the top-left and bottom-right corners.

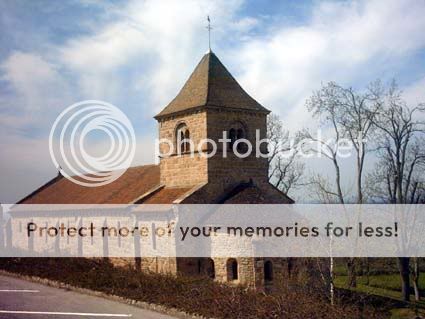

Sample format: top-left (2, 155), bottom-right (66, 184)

top-left (206, 16), bottom-right (212, 52)
top-left (155, 52), bottom-right (269, 119)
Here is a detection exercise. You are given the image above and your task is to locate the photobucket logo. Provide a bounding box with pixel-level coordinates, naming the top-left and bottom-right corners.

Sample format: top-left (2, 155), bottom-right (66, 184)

top-left (155, 129), bottom-right (365, 160)
top-left (49, 100), bottom-right (136, 187)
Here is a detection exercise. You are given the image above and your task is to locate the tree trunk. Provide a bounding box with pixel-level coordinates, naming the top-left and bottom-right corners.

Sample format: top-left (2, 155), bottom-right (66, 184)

top-left (365, 258), bottom-right (370, 285)
top-left (413, 280), bottom-right (420, 302)
top-left (398, 257), bottom-right (411, 302)
top-left (287, 258), bottom-right (293, 278)
top-left (411, 257), bottom-right (420, 301)
top-left (346, 258), bottom-right (357, 288)
top-left (363, 258), bottom-right (370, 285)
top-left (333, 159), bottom-right (344, 204)
top-left (356, 150), bottom-right (364, 204)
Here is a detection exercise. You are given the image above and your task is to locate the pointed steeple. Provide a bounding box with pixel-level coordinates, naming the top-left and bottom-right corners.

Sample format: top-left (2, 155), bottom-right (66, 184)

top-left (155, 52), bottom-right (269, 119)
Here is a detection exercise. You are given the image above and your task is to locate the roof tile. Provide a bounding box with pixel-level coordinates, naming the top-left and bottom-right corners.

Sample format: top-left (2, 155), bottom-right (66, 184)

top-left (19, 165), bottom-right (161, 204)
top-left (155, 52), bottom-right (269, 118)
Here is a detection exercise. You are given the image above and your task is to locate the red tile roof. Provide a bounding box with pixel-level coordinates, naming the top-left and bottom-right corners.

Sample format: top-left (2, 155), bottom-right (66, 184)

top-left (19, 165), bottom-right (161, 204)
top-left (139, 187), bottom-right (192, 204)
top-left (17, 167), bottom-right (293, 205)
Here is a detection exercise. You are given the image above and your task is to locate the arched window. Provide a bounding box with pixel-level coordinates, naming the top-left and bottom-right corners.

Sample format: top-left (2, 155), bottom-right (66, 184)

top-left (264, 260), bottom-right (273, 282)
top-left (176, 123), bottom-right (191, 154)
top-left (227, 258), bottom-right (238, 281)
top-left (228, 122), bottom-right (247, 153)
top-left (184, 129), bottom-right (190, 153)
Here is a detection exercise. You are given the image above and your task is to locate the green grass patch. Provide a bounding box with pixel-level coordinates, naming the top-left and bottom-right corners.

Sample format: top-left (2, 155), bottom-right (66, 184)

top-left (335, 274), bottom-right (425, 292)
top-left (335, 275), bottom-right (425, 318)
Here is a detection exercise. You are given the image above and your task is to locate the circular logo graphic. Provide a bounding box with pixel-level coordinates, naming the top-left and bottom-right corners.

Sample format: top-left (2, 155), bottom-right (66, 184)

top-left (49, 100), bottom-right (136, 187)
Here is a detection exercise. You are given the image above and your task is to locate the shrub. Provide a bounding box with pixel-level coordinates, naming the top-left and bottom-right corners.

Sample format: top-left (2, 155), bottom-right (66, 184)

top-left (0, 258), bottom-right (387, 319)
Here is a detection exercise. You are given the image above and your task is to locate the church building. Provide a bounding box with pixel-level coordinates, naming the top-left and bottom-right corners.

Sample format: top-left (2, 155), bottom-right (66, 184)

top-left (18, 51), bottom-right (293, 289)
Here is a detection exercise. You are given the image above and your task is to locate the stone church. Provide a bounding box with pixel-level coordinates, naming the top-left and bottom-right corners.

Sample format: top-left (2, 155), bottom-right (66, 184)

top-left (18, 51), bottom-right (293, 289)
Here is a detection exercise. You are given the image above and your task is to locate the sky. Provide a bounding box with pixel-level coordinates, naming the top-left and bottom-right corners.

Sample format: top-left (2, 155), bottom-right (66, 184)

top-left (1, 0), bottom-right (425, 203)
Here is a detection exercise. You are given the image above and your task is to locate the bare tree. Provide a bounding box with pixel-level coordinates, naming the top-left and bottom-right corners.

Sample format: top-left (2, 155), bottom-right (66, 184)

top-left (300, 132), bottom-right (346, 205)
top-left (305, 81), bottom-right (383, 288)
top-left (306, 81), bottom-right (382, 204)
top-left (306, 172), bottom-right (350, 204)
top-left (367, 81), bottom-right (425, 301)
top-left (267, 114), bottom-right (304, 195)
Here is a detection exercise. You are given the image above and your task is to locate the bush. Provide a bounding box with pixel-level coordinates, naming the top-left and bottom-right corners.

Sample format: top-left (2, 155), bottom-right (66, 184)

top-left (0, 258), bottom-right (387, 319)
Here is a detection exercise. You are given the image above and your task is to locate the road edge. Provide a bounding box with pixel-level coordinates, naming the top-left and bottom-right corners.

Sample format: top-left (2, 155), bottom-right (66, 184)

top-left (0, 269), bottom-right (207, 319)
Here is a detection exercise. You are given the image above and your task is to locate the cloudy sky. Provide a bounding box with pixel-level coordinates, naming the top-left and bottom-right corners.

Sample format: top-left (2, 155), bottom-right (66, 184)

top-left (1, 0), bottom-right (425, 203)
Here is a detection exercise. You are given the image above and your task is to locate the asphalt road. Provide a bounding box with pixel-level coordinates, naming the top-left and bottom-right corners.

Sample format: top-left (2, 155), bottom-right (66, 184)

top-left (0, 275), bottom-right (176, 319)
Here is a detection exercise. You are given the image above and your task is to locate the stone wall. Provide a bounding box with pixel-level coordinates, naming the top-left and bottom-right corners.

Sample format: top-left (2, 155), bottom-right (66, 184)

top-left (158, 108), bottom-right (269, 192)
top-left (140, 257), bottom-right (177, 274)
top-left (206, 109), bottom-right (269, 189)
top-left (158, 110), bottom-right (208, 187)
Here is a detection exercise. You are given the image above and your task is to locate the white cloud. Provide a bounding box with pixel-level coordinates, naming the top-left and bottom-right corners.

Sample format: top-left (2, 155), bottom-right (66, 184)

top-left (1, 52), bottom-right (67, 107)
top-left (231, 16), bottom-right (259, 34)
top-left (1, 0), bottom-right (425, 202)
top-left (0, 51), bottom-right (73, 131)
top-left (58, 0), bottom-right (246, 109)
top-left (232, 0), bottom-right (425, 131)
top-left (403, 76), bottom-right (425, 106)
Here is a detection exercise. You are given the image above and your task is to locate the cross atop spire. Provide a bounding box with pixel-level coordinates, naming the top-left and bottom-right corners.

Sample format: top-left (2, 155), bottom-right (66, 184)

top-left (206, 16), bottom-right (213, 52)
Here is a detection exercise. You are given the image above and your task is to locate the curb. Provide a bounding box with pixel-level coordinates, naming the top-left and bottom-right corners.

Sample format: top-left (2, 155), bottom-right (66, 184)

top-left (0, 269), bottom-right (207, 319)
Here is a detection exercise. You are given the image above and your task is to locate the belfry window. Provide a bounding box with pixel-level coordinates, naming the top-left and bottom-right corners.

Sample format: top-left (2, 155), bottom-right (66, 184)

top-left (236, 128), bottom-right (246, 152)
top-left (176, 123), bottom-right (191, 154)
top-left (229, 128), bottom-right (236, 149)
top-left (228, 123), bottom-right (246, 153)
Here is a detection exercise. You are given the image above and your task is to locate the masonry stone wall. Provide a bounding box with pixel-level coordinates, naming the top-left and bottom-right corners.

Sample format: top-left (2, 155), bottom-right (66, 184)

top-left (158, 108), bottom-right (269, 191)
top-left (155, 108), bottom-right (291, 290)
top-left (158, 111), bottom-right (208, 187)
top-left (206, 109), bottom-right (268, 185)
top-left (140, 257), bottom-right (177, 274)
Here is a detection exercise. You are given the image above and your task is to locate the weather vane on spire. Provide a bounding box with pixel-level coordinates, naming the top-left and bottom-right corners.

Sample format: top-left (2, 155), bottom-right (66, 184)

top-left (206, 16), bottom-right (213, 52)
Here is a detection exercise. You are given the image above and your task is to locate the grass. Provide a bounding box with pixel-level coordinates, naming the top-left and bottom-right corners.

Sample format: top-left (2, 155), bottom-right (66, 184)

top-left (334, 274), bottom-right (425, 318)
top-left (334, 273), bottom-right (425, 294)
top-left (335, 276), bottom-right (422, 302)
top-left (333, 259), bottom-right (425, 318)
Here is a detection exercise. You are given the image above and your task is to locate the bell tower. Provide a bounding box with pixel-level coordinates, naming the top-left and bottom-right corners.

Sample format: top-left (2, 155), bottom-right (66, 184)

top-left (155, 51), bottom-right (270, 196)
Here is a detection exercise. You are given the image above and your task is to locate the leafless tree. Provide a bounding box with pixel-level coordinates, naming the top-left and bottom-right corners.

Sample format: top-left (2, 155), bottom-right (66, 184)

top-left (305, 81), bottom-right (383, 288)
top-left (367, 81), bottom-right (425, 301)
top-left (306, 81), bottom-right (382, 204)
top-left (267, 114), bottom-right (304, 196)
top-left (301, 135), bottom-right (346, 205)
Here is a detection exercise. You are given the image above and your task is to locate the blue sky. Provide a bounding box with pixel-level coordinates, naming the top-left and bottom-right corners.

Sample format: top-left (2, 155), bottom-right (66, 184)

top-left (1, 0), bottom-right (425, 202)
